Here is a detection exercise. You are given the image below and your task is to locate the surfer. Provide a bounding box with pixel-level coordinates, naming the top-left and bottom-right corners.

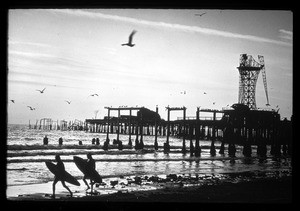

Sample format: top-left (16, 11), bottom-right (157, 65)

top-left (43, 135), bottom-right (48, 145)
top-left (52, 155), bottom-right (73, 198)
top-left (83, 153), bottom-right (96, 191)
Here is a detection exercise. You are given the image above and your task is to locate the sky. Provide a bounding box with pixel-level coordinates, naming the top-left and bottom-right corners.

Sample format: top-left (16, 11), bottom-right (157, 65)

top-left (7, 9), bottom-right (293, 124)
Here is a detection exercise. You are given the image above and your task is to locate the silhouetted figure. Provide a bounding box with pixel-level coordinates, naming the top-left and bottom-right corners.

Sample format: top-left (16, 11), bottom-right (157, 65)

top-left (163, 142), bottom-right (170, 153)
top-left (210, 141), bottom-right (216, 156)
top-left (92, 138), bottom-right (95, 145)
top-left (79, 140), bottom-right (83, 145)
top-left (113, 139), bottom-right (119, 145)
top-left (219, 142), bottom-right (225, 154)
top-left (121, 30), bottom-right (137, 47)
top-left (43, 135), bottom-right (48, 145)
top-left (96, 138), bottom-right (100, 145)
top-left (83, 153), bottom-right (96, 191)
top-left (228, 144), bottom-right (236, 157)
top-left (58, 137), bottom-right (63, 145)
top-left (52, 155), bottom-right (72, 198)
top-left (118, 141), bottom-right (123, 150)
top-left (102, 140), bottom-right (109, 151)
top-left (135, 139), bottom-right (140, 150)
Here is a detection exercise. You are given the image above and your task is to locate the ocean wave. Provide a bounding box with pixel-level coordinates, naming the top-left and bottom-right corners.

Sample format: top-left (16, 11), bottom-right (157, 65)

top-left (7, 156), bottom-right (264, 163)
top-left (7, 144), bottom-right (220, 151)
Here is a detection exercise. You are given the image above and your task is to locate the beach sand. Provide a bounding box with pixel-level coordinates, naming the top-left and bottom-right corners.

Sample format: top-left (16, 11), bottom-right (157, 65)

top-left (7, 174), bottom-right (292, 203)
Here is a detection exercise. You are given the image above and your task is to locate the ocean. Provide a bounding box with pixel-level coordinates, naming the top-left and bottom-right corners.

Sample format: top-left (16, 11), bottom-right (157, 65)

top-left (6, 124), bottom-right (292, 194)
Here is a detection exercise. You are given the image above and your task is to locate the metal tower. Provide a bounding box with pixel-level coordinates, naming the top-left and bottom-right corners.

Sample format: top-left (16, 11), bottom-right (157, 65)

top-left (237, 54), bottom-right (269, 109)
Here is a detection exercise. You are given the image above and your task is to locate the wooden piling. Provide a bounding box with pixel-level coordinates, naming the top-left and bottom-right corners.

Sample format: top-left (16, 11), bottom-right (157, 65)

top-left (195, 107), bottom-right (201, 157)
top-left (154, 106), bottom-right (158, 150)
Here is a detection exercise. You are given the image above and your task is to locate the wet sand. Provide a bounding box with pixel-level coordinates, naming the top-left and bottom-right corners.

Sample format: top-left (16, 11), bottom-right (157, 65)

top-left (7, 173), bottom-right (292, 204)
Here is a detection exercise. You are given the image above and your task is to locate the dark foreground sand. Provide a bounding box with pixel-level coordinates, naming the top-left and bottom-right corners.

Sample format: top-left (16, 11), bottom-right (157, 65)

top-left (7, 176), bottom-right (292, 210)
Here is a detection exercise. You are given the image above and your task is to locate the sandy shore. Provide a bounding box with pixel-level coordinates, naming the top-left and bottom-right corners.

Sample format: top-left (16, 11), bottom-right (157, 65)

top-left (7, 173), bottom-right (292, 204)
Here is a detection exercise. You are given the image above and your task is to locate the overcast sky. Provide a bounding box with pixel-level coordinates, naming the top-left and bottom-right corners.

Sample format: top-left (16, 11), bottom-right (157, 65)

top-left (8, 9), bottom-right (293, 124)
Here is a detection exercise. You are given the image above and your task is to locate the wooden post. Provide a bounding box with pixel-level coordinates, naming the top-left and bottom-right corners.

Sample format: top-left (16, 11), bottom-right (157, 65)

top-left (154, 106), bottom-right (158, 150)
top-left (128, 109), bottom-right (132, 146)
top-left (189, 124), bottom-right (194, 156)
top-left (140, 110), bottom-right (144, 149)
top-left (182, 107), bottom-right (186, 153)
top-left (106, 108), bottom-right (110, 142)
top-left (117, 109), bottom-right (120, 141)
top-left (166, 108), bottom-right (170, 145)
top-left (195, 107), bottom-right (201, 157)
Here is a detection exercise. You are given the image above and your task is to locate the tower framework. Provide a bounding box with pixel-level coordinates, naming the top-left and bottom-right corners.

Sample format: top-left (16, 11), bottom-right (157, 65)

top-left (237, 54), bottom-right (269, 109)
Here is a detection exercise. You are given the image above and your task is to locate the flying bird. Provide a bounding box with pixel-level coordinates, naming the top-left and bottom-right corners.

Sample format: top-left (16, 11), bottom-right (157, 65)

top-left (195, 12), bottom-right (206, 17)
top-left (121, 30), bottom-right (137, 47)
top-left (36, 87), bottom-right (46, 93)
top-left (27, 106), bottom-right (35, 110)
top-left (90, 94), bottom-right (98, 97)
top-left (203, 92), bottom-right (207, 94)
top-left (65, 100), bottom-right (71, 104)
top-left (10, 100), bottom-right (15, 103)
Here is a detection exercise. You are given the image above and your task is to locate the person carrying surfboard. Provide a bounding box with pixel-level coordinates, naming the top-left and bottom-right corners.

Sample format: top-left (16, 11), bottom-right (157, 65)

top-left (83, 153), bottom-right (96, 191)
top-left (52, 155), bottom-right (73, 198)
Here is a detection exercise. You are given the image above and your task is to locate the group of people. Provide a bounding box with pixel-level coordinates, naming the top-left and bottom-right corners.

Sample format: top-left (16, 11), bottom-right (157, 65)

top-left (43, 136), bottom-right (102, 146)
top-left (51, 153), bottom-right (96, 198)
top-left (43, 136), bottom-right (63, 145)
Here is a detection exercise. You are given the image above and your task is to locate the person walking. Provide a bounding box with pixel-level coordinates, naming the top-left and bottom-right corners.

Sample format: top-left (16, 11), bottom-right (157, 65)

top-left (52, 155), bottom-right (72, 198)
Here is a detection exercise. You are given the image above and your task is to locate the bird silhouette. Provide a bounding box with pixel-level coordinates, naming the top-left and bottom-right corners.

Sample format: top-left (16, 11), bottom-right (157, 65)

top-left (90, 94), bottom-right (98, 97)
top-left (10, 100), bottom-right (15, 103)
top-left (36, 87), bottom-right (46, 93)
top-left (203, 92), bottom-right (207, 94)
top-left (121, 30), bottom-right (137, 47)
top-left (27, 106), bottom-right (35, 110)
top-left (65, 100), bottom-right (71, 104)
top-left (213, 102), bottom-right (216, 105)
top-left (195, 12), bottom-right (206, 17)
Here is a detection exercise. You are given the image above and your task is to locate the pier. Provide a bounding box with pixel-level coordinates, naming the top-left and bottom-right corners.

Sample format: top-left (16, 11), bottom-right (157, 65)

top-left (84, 104), bottom-right (292, 157)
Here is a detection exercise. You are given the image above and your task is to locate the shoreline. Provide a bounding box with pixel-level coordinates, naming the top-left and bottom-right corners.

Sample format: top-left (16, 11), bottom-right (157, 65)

top-left (7, 173), bottom-right (292, 203)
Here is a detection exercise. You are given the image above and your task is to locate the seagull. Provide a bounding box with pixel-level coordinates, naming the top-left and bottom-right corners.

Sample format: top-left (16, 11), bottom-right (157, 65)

top-left (10, 100), bottom-right (15, 103)
top-left (65, 100), bottom-right (71, 104)
top-left (36, 87), bottom-right (46, 93)
top-left (27, 106), bottom-right (35, 110)
top-left (195, 12), bottom-right (206, 17)
top-left (90, 94), bottom-right (98, 97)
top-left (121, 30), bottom-right (137, 47)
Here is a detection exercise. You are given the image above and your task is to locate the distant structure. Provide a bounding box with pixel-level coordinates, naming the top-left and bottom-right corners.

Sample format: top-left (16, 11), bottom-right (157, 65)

top-left (237, 54), bottom-right (269, 109)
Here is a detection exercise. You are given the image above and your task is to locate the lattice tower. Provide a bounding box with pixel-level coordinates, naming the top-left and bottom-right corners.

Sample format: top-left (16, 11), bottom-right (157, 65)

top-left (237, 54), bottom-right (269, 109)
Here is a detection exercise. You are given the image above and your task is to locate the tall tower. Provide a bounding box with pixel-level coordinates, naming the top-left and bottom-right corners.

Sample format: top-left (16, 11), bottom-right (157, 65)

top-left (237, 54), bottom-right (269, 109)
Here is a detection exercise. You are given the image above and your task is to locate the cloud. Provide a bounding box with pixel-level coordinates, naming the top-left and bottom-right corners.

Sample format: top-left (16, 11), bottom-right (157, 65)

top-left (279, 29), bottom-right (293, 41)
top-left (50, 9), bottom-right (292, 47)
top-left (9, 41), bottom-right (52, 48)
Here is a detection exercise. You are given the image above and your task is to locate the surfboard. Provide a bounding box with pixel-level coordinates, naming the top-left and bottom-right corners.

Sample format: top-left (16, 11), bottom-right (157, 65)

top-left (45, 161), bottom-right (80, 186)
top-left (73, 156), bottom-right (102, 183)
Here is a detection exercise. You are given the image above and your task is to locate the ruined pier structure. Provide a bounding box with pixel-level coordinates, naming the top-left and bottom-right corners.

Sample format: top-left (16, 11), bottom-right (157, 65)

top-left (85, 105), bottom-right (292, 157)
top-left (29, 118), bottom-right (85, 131)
